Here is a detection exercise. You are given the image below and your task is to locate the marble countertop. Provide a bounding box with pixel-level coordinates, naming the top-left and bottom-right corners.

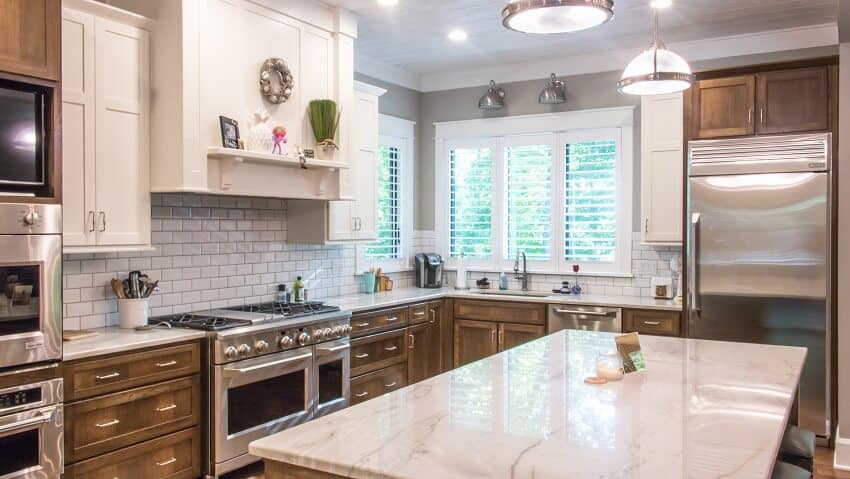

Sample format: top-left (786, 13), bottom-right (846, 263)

top-left (332, 287), bottom-right (682, 312)
top-left (250, 330), bottom-right (806, 479)
top-left (62, 326), bottom-right (207, 361)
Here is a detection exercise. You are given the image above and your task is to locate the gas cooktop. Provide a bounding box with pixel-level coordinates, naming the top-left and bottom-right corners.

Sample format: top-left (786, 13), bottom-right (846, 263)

top-left (154, 313), bottom-right (253, 331)
top-left (223, 301), bottom-right (341, 318)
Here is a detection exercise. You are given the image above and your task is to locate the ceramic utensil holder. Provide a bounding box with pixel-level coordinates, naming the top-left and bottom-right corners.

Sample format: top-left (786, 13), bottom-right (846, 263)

top-left (118, 298), bottom-right (149, 329)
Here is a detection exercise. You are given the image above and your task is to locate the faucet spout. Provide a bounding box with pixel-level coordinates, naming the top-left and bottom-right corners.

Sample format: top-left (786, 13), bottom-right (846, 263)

top-left (514, 250), bottom-right (529, 291)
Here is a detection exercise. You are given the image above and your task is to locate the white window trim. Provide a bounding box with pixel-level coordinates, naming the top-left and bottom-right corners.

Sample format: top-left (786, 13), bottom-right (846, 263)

top-left (356, 114), bottom-right (415, 274)
top-left (434, 107), bottom-right (634, 276)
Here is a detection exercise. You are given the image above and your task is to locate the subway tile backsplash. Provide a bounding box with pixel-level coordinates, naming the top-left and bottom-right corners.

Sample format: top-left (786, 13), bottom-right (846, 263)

top-left (62, 195), bottom-right (679, 330)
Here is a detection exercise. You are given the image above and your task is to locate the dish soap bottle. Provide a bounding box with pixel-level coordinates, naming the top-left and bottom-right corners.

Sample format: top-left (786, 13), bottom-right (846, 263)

top-left (499, 271), bottom-right (508, 290)
top-left (293, 276), bottom-right (305, 303)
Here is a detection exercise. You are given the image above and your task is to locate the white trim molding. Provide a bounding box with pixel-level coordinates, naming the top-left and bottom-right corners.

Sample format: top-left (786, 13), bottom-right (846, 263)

top-left (835, 426), bottom-right (850, 471)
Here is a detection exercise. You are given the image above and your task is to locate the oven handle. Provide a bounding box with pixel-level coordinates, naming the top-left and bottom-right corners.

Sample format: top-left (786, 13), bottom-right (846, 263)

top-left (223, 352), bottom-right (312, 374)
top-left (317, 344), bottom-right (349, 353)
top-left (0, 408), bottom-right (54, 435)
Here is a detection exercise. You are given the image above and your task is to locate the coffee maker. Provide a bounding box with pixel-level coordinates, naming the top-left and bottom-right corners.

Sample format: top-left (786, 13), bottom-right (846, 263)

top-left (414, 253), bottom-right (443, 288)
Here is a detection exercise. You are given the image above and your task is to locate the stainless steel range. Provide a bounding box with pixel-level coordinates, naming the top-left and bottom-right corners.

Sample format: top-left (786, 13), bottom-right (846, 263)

top-left (156, 301), bottom-right (351, 478)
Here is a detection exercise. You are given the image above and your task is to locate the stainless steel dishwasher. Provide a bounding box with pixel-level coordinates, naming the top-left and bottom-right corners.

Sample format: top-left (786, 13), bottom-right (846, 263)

top-left (547, 305), bottom-right (622, 333)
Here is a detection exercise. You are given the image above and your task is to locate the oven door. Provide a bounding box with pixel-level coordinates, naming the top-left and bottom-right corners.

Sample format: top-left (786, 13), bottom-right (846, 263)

top-left (0, 234), bottom-right (62, 369)
top-left (213, 346), bottom-right (314, 465)
top-left (0, 404), bottom-right (63, 479)
top-left (313, 339), bottom-right (350, 419)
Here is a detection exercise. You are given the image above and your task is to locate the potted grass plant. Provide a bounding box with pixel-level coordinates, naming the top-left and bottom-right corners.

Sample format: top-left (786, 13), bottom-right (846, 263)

top-left (308, 99), bottom-right (340, 161)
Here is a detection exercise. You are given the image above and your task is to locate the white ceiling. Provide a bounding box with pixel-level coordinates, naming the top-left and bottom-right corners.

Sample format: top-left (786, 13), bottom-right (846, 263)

top-left (323, 0), bottom-right (837, 89)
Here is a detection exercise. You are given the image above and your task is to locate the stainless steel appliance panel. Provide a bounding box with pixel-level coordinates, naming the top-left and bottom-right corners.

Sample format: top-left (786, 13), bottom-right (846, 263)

top-left (312, 338), bottom-right (350, 419)
top-left (0, 377), bottom-right (63, 479)
top-left (548, 305), bottom-right (622, 333)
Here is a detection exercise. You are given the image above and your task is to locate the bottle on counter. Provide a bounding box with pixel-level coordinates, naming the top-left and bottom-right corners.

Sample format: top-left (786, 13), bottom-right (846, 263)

top-left (276, 284), bottom-right (290, 304)
top-left (499, 271), bottom-right (508, 290)
top-left (293, 276), bottom-right (305, 303)
top-left (455, 251), bottom-right (468, 290)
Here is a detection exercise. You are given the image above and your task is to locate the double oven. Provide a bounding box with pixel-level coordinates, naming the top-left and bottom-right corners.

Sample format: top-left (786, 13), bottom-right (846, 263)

top-left (207, 315), bottom-right (351, 477)
top-left (0, 202), bottom-right (64, 478)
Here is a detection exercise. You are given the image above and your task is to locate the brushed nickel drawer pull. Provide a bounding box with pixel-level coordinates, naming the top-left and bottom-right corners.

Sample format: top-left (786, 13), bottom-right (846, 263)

top-left (386, 316), bottom-right (399, 322)
top-left (355, 353), bottom-right (369, 359)
top-left (643, 321), bottom-right (662, 326)
top-left (155, 360), bottom-right (178, 368)
top-left (356, 322), bottom-right (370, 327)
top-left (429, 309), bottom-right (436, 323)
top-left (409, 334), bottom-right (415, 349)
top-left (498, 330), bottom-right (504, 345)
top-left (95, 419), bottom-right (120, 428)
top-left (355, 391), bottom-right (369, 398)
top-left (156, 457), bottom-right (177, 467)
top-left (413, 311), bottom-right (425, 317)
top-left (95, 372), bottom-right (120, 380)
top-left (491, 330), bottom-right (497, 344)
top-left (384, 345), bottom-right (398, 352)
top-left (156, 404), bottom-right (177, 412)
top-left (384, 382), bottom-right (397, 388)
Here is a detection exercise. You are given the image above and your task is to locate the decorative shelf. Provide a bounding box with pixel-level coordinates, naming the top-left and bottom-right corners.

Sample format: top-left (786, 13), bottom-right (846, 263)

top-left (207, 147), bottom-right (349, 170)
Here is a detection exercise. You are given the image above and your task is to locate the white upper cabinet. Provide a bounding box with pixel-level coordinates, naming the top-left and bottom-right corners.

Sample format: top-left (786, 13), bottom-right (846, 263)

top-left (132, 0), bottom-right (357, 200)
top-left (62, 1), bottom-right (152, 253)
top-left (641, 92), bottom-right (684, 244)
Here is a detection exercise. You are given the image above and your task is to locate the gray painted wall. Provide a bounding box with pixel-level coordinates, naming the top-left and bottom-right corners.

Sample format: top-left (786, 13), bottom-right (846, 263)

top-left (415, 46), bottom-right (837, 230)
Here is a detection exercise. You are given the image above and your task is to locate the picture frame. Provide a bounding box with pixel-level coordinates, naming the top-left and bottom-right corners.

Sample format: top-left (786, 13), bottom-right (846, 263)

top-left (219, 116), bottom-right (240, 149)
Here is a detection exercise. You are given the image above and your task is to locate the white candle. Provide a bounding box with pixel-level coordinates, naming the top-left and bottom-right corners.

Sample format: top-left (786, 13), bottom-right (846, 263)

top-left (596, 363), bottom-right (624, 381)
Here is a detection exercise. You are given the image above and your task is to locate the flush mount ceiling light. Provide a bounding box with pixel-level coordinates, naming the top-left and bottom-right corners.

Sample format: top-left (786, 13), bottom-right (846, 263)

top-left (617, 2), bottom-right (693, 95)
top-left (502, 0), bottom-right (614, 34)
top-left (479, 80), bottom-right (506, 110)
top-left (538, 73), bottom-right (566, 104)
top-left (447, 29), bottom-right (468, 42)
top-left (376, 0), bottom-right (399, 6)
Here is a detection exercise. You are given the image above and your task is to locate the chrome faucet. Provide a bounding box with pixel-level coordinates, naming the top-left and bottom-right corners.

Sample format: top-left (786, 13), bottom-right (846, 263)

top-left (513, 250), bottom-right (529, 291)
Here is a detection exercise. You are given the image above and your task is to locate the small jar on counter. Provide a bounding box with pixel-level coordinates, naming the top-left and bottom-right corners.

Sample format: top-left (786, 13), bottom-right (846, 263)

top-left (595, 350), bottom-right (624, 381)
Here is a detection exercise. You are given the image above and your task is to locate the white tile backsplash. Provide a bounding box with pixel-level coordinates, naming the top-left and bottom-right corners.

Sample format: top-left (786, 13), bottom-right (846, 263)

top-left (62, 195), bottom-right (677, 330)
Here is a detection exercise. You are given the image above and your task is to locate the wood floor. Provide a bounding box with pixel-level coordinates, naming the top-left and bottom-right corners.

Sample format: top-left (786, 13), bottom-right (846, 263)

top-left (226, 448), bottom-right (848, 479)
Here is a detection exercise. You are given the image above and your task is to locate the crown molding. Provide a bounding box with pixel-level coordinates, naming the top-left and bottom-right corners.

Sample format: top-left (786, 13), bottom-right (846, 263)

top-left (354, 23), bottom-right (838, 93)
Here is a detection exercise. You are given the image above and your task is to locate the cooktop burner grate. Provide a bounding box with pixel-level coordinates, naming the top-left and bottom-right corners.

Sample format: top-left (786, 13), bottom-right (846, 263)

top-left (154, 314), bottom-right (253, 331)
top-left (224, 301), bottom-right (341, 318)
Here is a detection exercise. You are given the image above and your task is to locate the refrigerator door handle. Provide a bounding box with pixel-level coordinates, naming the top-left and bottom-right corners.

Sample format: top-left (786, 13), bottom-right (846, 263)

top-left (689, 212), bottom-right (701, 319)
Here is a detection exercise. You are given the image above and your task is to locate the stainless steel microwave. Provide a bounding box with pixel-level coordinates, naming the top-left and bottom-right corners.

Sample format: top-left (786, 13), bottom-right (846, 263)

top-left (0, 81), bottom-right (48, 195)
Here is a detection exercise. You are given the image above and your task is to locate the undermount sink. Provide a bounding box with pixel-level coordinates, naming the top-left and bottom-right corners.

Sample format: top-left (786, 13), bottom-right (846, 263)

top-left (474, 290), bottom-right (551, 298)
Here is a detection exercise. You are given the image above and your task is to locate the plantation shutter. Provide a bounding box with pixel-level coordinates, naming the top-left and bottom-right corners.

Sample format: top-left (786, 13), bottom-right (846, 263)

top-left (564, 139), bottom-right (618, 263)
top-left (365, 144), bottom-right (402, 260)
top-left (449, 145), bottom-right (494, 259)
top-left (504, 139), bottom-right (553, 262)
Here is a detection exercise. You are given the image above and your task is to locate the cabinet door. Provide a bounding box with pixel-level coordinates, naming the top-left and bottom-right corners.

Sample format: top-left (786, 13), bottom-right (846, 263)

top-left (641, 92), bottom-right (683, 244)
top-left (498, 323), bottom-right (544, 352)
top-left (61, 8), bottom-right (96, 247)
top-left (407, 308), bottom-right (441, 384)
top-left (0, 0), bottom-right (60, 81)
top-left (756, 67), bottom-right (829, 135)
top-left (351, 90), bottom-right (379, 241)
top-left (93, 18), bottom-right (150, 246)
top-left (327, 201), bottom-right (355, 241)
top-left (453, 319), bottom-right (498, 368)
top-left (692, 76), bottom-right (755, 139)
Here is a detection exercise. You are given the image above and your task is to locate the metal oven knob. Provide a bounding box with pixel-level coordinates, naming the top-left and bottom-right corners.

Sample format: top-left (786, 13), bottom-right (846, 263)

top-left (224, 346), bottom-right (239, 360)
top-left (255, 340), bottom-right (269, 353)
top-left (332, 326), bottom-right (343, 336)
top-left (279, 335), bottom-right (293, 348)
top-left (23, 211), bottom-right (40, 226)
top-left (238, 344), bottom-right (251, 357)
top-left (297, 332), bottom-right (310, 345)
top-left (323, 327), bottom-right (333, 337)
top-left (341, 325), bottom-right (351, 335)
top-left (312, 329), bottom-right (324, 341)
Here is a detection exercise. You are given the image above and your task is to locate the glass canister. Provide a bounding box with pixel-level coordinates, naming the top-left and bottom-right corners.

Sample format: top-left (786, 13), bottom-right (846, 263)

top-left (596, 350), bottom-right (624, 381)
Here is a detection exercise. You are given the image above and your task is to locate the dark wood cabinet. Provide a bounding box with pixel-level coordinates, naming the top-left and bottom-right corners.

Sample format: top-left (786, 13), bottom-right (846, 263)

top-left (690, 65), bottom-right (832, 140)
top-left (756, 67), bottom-right (829, 135)
top-left (453, 299), bottom-right (546, 325)
top-left (453, 319), bottom-right (498, 367)
top-left (408, 319), bottom-right (441, 384)
top-left (623, 309), bottom-right (682, 337)
top-left (0, 0), bottom-right (61, 81)
top-left (692, 76), bottom-right (756, 139)
top-left (499, 323), bottom-right (545, 351)
top-left (350, 328), bottom-right (408, 377)
top-left (350, 363), bottom-right (407, 406)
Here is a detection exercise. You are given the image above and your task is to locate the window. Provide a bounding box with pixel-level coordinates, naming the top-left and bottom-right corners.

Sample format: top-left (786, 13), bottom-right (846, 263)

top-left (449, 144), bottom-right (494, 259)
top-left (358, 115), bottom-right (415, 272)
top-left (435, 108), bottom-right (633, 275)
top-left (364, 144), bottom-right (402, 260)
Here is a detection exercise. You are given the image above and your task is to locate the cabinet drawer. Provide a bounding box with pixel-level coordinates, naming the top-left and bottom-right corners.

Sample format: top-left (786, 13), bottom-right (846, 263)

top-left (453, 299), bottom-right (545, 325)
top-left (409, 300), bottom-right (441, 325)
top-left (351, 306), bottom-right (408, 338)
top-left (65, 376), bottom-right (200, 463)
top-left (350, 363), bottom-right (407, 405)
top-left (350, 329), bottom-right (408, 376)
top-left (63, 426), bottom-right (201, 479)
top-left (64, 342), bottom-right (200, 401)
top-left (623, 309), bottom-right (681, 337)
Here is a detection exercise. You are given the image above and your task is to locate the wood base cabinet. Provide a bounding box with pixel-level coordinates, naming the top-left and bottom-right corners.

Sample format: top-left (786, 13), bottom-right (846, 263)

top-left (407, 300), bottom-right (443, 384)
top-left (453, 319), bottom-right (498, 367)
top-left (452, 300), bottom-right (546, 368)
top-left (623, 309), bottom-right (682, 337)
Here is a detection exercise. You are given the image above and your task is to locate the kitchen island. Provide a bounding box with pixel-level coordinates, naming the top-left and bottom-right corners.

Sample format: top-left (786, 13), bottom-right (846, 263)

top-left (250, 330), bottom-right (806, 479)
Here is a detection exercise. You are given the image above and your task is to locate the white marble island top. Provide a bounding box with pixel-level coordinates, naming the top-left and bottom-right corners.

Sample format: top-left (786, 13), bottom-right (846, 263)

top-left (250, 330), bottom-right (806, 479)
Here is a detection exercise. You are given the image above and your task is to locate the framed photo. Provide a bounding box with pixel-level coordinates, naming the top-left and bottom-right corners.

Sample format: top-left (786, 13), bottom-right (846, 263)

top-left (219, 116), bottom-right (240, 149)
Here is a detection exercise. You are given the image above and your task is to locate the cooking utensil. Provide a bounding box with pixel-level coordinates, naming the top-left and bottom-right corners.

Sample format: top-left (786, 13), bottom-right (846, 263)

top-left (110, 278), bottom-right (126, 299)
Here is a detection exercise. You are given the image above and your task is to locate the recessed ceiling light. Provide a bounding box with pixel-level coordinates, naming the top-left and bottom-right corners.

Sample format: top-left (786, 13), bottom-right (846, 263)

top-left (448, 29), bottom-right (468, 42)
top-left (650, 0), bottom-right (672, 8)
top-left (376, 0), bottom-right (398, 6)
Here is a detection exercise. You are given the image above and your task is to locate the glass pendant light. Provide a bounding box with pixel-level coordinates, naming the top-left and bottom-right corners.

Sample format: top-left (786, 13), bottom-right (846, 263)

top-left (502, 0), bottom-right (614, 34)
top-left (617, 4), bottom-right (694, 95)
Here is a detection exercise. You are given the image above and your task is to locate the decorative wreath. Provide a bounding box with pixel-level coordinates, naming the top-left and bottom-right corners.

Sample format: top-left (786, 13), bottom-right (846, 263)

top-left (259, 58), bottom-right (294, 104)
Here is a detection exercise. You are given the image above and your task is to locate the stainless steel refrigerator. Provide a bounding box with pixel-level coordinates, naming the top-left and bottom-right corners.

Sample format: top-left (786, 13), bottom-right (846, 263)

top-left (687, 133), bottom-right (832, 442)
